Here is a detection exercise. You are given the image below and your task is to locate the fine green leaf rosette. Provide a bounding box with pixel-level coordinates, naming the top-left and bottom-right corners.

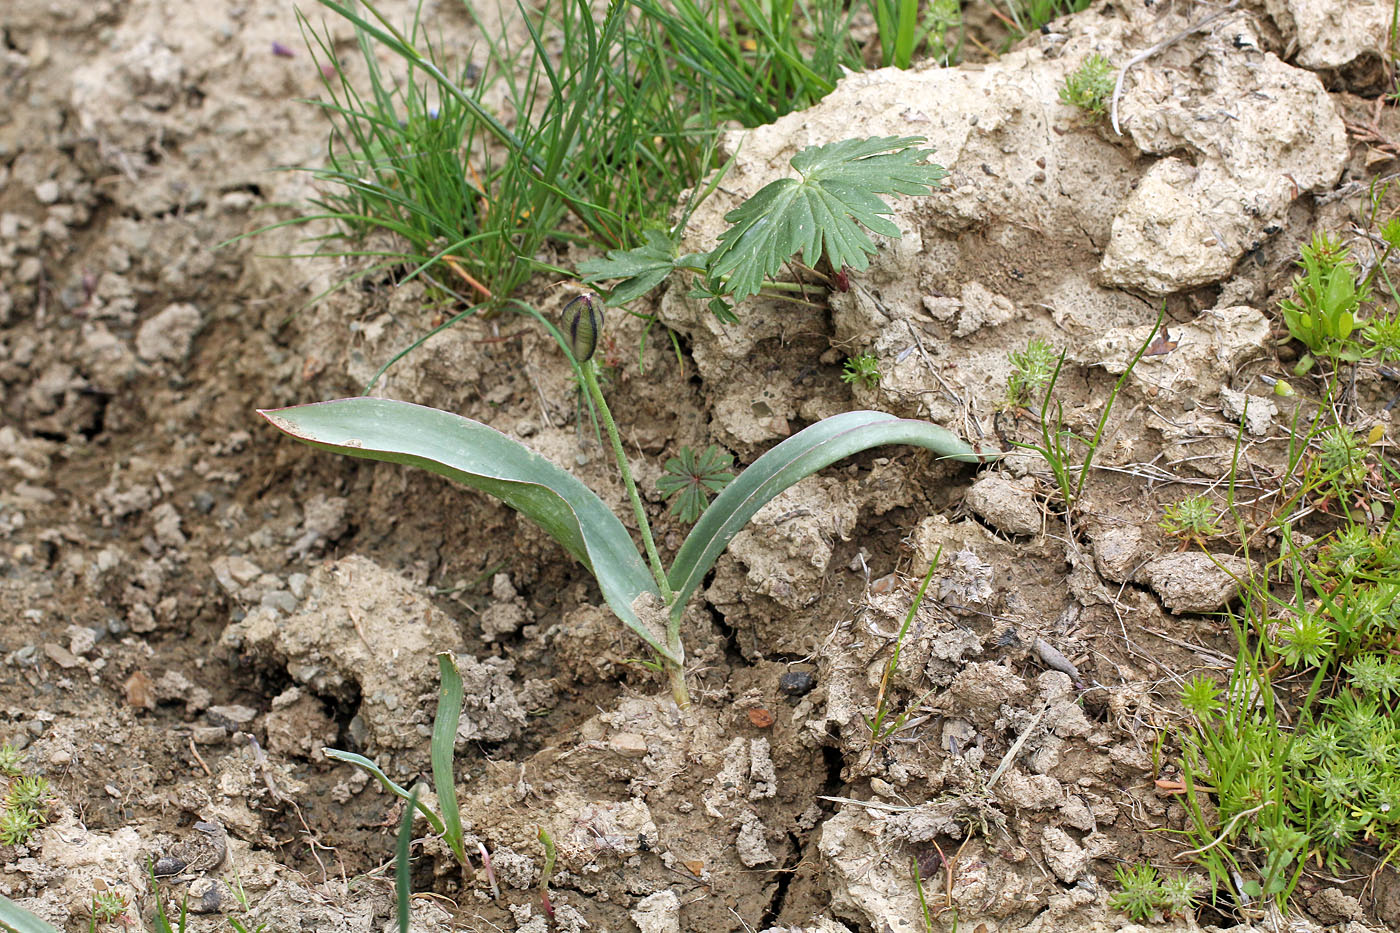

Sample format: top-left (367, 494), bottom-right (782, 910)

top-left (666, 410), bottom-right (983, 616)
top-left (257, 398), bottom-right (673, 662)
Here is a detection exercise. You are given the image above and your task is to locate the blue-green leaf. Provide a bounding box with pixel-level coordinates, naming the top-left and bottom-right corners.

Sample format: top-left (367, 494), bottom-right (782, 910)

top-left (667, 411), bottom-right (985, 615)
top-left (259, 398), bottom-right (672, 662)
top-left (0, 894), bottom-right (65, 933)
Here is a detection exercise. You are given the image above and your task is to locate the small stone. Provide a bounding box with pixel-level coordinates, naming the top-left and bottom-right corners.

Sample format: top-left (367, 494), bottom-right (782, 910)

top-left (1219, 387), bottom-right (1276, 435)
top-left (260, 590), bottom-right (298, 614)
top-left (124, 670), bottom-right (156, 710)
top-left (963, 474), bottom-right (1041, 536)
top-left (190, 725), bottom-right (227, 744)
top-left (1040, 826), bottom-right (1088, 882)
top-left (135, 303), bottom-right (203, 363)
top-left (66, 625), bottom-right (98, 657)
top-left (778, 670), bottom-right (817, 697)
top-left (630, 891), bottom-right (681, 933)
top-left (1090, 524), bottom-right (1154, 583)
top-left (211, 555), bottom-right (262, 594)
top-left (608, 732), bottom-right (648, 758)
top-left (1135, 552), bottom-right (1254, 613)
top-left (33, 181), bottom-right (59, 204)
top-left (42, 643), bottom-right (80, 669)
top-left (205, 705), bottom-right (257, 730)
top-left (187, 878), bottom-right (225, 914)
top-left (287, 573), bottom-right (308, 599)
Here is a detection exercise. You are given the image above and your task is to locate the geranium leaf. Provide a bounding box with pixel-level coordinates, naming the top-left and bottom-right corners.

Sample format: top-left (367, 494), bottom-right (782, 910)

top-left (705, 136), bottom-right (947, 306)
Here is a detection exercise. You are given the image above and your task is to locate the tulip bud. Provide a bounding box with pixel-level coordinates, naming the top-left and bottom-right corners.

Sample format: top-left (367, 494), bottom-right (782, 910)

top-left (562, 292), bottom-right (602, 363)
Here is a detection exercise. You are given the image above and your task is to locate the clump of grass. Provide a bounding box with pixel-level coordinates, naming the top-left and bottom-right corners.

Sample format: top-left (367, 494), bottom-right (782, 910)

top-left (1059, 53), bottom-right (1115, 119)
top-left (842, 353), bottom-right (882, 389)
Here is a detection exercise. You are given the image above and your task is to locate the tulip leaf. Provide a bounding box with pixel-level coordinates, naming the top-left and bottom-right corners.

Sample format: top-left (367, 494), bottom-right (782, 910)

top-left (258, 398), bottom-right (674, 662)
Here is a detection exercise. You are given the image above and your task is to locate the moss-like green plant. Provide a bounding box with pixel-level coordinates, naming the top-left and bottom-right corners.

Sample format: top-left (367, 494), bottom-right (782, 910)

top-left (1107, 863), bottom-right (1161, 922)
top-left (1004, 337), bottom-right (1057, 409)
top-left (5, 776), bottom-right (48, 816)
top-left (1159, 494), bottom-right (1221, 546)
top-left (1059, 53), bottom-right (1114, 119)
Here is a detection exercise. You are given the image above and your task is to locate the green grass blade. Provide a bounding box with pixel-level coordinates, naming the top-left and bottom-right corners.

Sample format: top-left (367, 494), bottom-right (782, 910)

top-left (667, 411), bottom-right (984, 614)
top-left (0, 895), bottom-right (62, 933)
top-left (893, 0), bottom-right (918, 67)
top-left (322, 749), bottom-right (446, 835)
top-left (259, 399), bottom-right (672, 662)
top-left (396, 785), bottom-right (419, 933)
top-left (432, 653), bottom-right (468, 869)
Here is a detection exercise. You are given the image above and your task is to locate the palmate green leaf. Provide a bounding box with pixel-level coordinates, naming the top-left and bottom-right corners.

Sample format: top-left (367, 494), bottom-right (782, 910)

top-left (706, 136), bottom-right (947, 305)
top-left (666, 411), bottom-right (986, 616)
top-left (258, 398), bottom-right (675, 663)
top-left (578, 230), bottom-right (707, 306)
top-left (657, 445), bottom-right (735, 523)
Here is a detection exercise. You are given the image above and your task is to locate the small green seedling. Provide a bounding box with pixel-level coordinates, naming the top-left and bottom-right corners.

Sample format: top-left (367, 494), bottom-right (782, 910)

top-left (866, 555), bottom-right (940, 749)
top-left (1107, 864), bottom-right (1198, 921)
top-left (1279, 233), bottom-right (1369, 371)
top-left (0, 807), bottom-right (38, 847)
top-left (324, 653), bottom-right (472, 875)
top-left (89, 890), bottom-right (129, 925)
top-left (1159, 494), bottom-right (1221, 547)
top-left (5, 776), bottom-right (48, 815)
top-left (1059, 53), bottom-right (1115, 119)
top-left (842, 354), bottom-right (882, 390)
top-left (1107, 863), bottom-right (1161, 922)
top-left (1011, 313), bottom-right (1162, 523)
top-left (1004, 337), bottom-right (1057, 409)
top-left (657, 445), bottom-right (735, 523)
top-left (0, 744), bottom-right (22, 778)
top-left (538, 827), bottom-right (557, 921)
top-left (262, 294), bottom-right (986, 708)
top-left (1316, 425), bottom-right (1369, 498)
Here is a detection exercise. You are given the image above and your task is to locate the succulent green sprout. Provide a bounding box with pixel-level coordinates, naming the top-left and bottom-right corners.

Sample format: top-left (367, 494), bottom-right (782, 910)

top-left (0, 807), bottom-right (38, 847)
top-left (90, 890), bottom-right (130, 923)
top-left (1107, 863), bottom-right (1162, 922)
top-left (0, 744), bottom-right (21, 779)
top-left (5, 775), bottom-right (48, 816)
top-left (1159, 494), bottom-right (1220, 544)
top-left (1059, 54), bottom-right (1115, 119)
